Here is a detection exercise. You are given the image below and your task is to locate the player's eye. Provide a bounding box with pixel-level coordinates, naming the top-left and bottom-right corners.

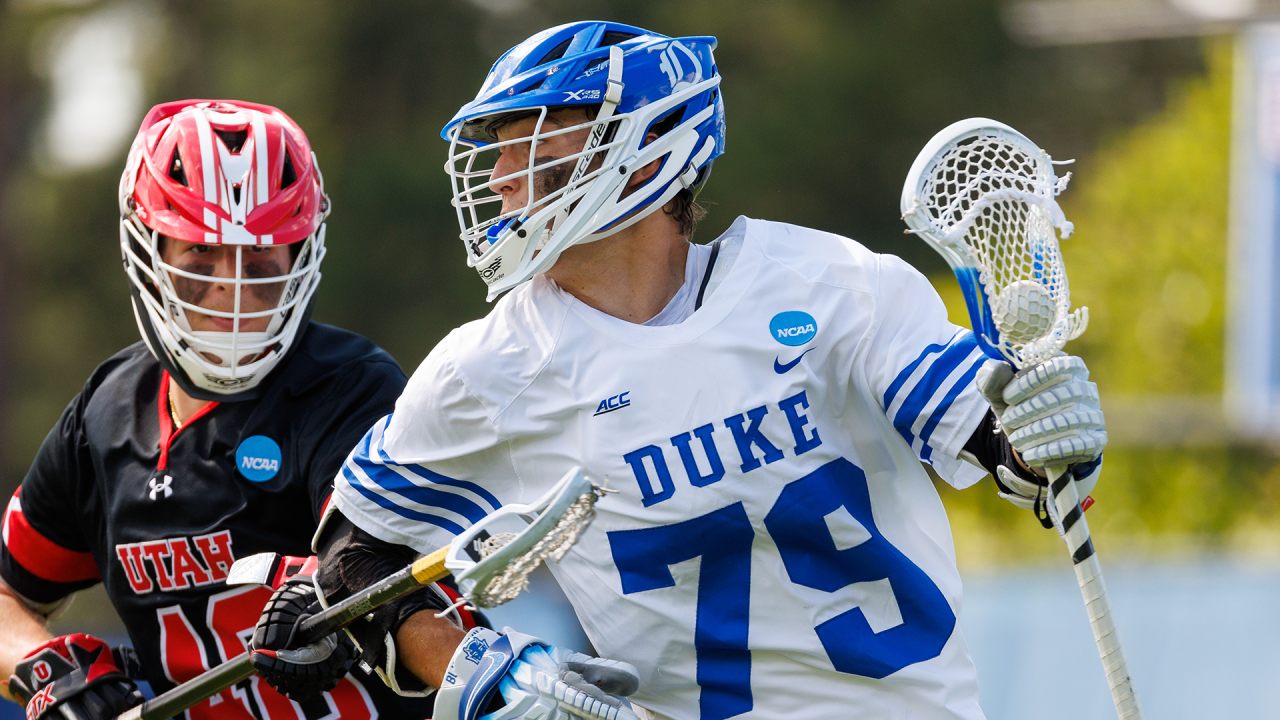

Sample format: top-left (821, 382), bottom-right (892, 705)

top-left (501, 142), bottom-right (530, 161)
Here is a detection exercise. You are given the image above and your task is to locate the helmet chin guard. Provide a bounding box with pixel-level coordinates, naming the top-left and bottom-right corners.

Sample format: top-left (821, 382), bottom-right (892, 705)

top-left (119, 100), bottom-right (329, 400)
top-left (443, 21), bottom-right (725, 300)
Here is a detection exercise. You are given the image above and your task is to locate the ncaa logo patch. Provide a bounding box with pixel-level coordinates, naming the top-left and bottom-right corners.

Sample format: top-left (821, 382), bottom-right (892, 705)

top-left (236, 435), bottom-right (282, 482)
top-left (769, 311), bottom-right (818, 346)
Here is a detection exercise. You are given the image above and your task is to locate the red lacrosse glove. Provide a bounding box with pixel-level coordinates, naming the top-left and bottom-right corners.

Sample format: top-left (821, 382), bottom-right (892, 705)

top-left (8, 634), bottom-right (143, 720)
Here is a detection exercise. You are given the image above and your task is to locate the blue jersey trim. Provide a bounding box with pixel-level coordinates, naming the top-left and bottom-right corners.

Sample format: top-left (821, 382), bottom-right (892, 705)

top-left (882, 334), bottom-right (957, 410)
top-left (371, 432), bottom-right (503, 512)
top-left (917, 353), bottom-right (985, 461)
top-left (348, 454), bottom-right (491, 524)
top-left (341, 464), bottom-right (467, 535)
top-left (889, 332), bottom-right (979, 449)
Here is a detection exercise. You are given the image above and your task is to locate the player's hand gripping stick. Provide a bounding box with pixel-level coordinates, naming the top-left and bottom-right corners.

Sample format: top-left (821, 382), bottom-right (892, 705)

top-left (902, 118), bottom-right (1141, 720)
top-left (114, 467), bottom-right (604, 720)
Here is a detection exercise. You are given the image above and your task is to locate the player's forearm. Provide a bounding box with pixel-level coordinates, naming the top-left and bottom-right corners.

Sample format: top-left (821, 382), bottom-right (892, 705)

top-left (0, 585), bottom-right (53, 702)
top-left (394, 609), bottom-right (467, 689)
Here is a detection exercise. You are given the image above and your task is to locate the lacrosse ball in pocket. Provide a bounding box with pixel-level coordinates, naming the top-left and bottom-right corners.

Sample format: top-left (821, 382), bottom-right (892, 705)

top-left (993, 279), bottom-right (1055, 344)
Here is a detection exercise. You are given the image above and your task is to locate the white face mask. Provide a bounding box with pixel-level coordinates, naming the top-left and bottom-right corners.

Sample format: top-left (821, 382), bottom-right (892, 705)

top-left (121, 214), bottom-right (326, 395)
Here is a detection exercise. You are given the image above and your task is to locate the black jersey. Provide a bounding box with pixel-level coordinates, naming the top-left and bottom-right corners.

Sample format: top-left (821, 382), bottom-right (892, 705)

top-left (0, 322), bottom-right (435, 720)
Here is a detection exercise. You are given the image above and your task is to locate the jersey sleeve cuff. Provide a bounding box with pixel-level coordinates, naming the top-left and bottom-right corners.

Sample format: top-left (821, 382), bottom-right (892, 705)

top-left (927, 390), bottom-right (992, 490)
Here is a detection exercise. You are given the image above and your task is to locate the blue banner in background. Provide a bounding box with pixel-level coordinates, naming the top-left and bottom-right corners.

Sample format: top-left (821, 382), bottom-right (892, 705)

top-left (1227, 23), bottom-right (1280, 435)
top-left (962, 561), bottom-right (1280, 720)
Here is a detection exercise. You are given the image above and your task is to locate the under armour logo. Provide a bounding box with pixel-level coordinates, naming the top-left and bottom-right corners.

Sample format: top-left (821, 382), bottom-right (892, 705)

top-left (149, 475), bottom-right (173, 500)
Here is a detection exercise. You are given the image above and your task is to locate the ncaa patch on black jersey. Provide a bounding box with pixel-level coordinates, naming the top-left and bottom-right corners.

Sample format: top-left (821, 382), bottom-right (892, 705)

top-left (236, 436), bottom-right (282, 482)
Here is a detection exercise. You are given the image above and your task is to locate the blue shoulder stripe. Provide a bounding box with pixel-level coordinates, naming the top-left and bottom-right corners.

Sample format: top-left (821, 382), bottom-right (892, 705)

top-left (883, 338), bottom-right (952, 410)
top-left (349, 454), bottom-right (491, 524)
top-left (372, 433), bottom-right (503, 512)
top-left (918, 352), bottom-right (985, 461)
top-left (341, 465), bottom-right (467, 536)
top-left (890, 332), bottom-right (979, 448)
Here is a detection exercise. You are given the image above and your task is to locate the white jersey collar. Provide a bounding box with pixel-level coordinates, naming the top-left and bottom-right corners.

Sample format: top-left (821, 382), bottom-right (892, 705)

top-left (551, 216), bottom-right (761, 346)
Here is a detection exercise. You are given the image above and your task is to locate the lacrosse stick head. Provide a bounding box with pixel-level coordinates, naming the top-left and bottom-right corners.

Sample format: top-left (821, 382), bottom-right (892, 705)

top-left (445, 467), bottom-right (601, 608)
top-left (900, 118), bottom-right (1087, 369)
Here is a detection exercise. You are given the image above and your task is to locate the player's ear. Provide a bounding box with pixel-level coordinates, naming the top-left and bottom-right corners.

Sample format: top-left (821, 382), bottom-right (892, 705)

top-left (626, 159), bottom-right (662, 188)
top-left (625, 132), bottom-right (664, 189)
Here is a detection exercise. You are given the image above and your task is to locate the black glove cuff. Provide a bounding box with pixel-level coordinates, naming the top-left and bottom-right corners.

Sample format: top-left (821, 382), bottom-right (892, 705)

top-left (963, 410), bottom-right (1045, 494)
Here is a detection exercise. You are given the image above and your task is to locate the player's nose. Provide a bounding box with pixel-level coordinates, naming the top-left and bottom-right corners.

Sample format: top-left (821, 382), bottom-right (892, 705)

top-left (489, 152), bottom-right (523, 199)
top-left (206, 248), bottom-right (248, 289)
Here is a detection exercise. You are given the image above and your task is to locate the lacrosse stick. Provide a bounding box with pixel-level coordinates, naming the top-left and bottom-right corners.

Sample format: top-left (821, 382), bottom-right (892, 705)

top-left (901, 118), bottom-right (1141, 720)
top-left (117, 467), bottom-right (603, 720)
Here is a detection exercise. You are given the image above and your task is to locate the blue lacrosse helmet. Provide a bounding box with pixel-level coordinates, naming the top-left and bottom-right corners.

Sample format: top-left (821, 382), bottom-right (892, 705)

top-left (442, 21), bottom-right (726, 299)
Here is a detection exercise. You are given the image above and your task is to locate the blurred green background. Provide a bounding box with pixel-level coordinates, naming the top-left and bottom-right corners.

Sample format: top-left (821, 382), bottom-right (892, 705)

top-left (0, 0), bottom-right (1241, 560)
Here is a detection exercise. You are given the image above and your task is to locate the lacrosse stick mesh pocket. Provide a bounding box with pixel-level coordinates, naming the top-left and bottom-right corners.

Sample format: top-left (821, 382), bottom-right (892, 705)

top-left (471, 488), bottom-right (604, 607)
top-left (914, 131), bottom-right (1085, 367)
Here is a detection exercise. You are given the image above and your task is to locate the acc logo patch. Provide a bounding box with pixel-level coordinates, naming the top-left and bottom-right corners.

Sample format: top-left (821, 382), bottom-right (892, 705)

top-left (236, 435), bottom-right (282, 482)
top-left (769, 311), bottom-right (817, 346)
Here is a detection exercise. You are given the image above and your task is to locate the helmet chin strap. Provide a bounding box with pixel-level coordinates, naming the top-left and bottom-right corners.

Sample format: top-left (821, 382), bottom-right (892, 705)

top-left (550, 45), bottom-right (625, 238)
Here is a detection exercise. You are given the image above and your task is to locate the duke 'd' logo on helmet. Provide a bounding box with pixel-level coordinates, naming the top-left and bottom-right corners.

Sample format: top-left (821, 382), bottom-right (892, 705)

top-left (236, 435), bottom-right (282, 482)
top-left (769, 311), bottom-right (817, 346)
top-left (653, 40), bottom-right (704, 90)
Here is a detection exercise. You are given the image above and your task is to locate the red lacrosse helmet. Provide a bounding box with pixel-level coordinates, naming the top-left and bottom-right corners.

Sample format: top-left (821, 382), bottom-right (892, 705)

top-left (119, 100), bottom-right (330, 400)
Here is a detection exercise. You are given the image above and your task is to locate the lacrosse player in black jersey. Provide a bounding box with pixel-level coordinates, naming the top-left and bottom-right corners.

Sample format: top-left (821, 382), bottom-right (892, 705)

top-left (0, 100), bottom-right (474, 720)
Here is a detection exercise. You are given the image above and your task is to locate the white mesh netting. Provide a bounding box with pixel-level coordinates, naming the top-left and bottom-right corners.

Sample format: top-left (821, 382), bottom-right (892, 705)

top-left (470, 486), bottom-right (604, 608)
top-left (913, 130), bottom-right (1086, 368)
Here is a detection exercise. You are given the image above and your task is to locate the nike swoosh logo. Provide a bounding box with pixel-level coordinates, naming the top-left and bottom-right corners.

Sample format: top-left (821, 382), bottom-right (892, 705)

top-left (774, 348), bottom-right (814, 374)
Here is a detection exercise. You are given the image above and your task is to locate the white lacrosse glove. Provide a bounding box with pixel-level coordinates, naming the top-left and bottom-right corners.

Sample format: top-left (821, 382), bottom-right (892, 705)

top-left (434, 627), bottom-right (641, 720)
top-left (975, 355), bottom-right (1106, 511)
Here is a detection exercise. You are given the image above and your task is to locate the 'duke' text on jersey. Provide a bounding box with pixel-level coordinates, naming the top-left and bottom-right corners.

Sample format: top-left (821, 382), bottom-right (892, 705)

top-left (623, 390), bottom-right (822, 506)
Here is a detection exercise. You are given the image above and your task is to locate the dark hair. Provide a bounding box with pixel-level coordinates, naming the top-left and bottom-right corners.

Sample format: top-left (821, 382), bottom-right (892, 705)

top-left (663, 188), bottom-right (706, 239)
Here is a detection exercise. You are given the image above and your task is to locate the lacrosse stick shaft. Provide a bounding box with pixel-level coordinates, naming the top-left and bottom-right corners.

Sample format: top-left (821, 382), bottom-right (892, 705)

top-left (1046, 466), bottom-right (1142, 720)
top-left (120, 547), bottom-right (451, 720)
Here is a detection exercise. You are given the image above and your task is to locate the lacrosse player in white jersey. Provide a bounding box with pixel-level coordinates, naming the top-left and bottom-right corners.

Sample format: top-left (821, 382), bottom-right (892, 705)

top-left (251, 20), bottom-right (1108, 720)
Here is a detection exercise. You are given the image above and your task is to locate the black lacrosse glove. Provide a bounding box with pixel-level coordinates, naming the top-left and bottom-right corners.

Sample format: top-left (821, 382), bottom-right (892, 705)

top-left (249, 577), bottom-right (357, 703)
top-left (9, 634), bottom-right (143, 720)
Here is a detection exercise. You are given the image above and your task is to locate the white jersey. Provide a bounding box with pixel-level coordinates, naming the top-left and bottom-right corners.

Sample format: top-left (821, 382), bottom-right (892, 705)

top-left (334, 217), bottom-right (992, 720)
